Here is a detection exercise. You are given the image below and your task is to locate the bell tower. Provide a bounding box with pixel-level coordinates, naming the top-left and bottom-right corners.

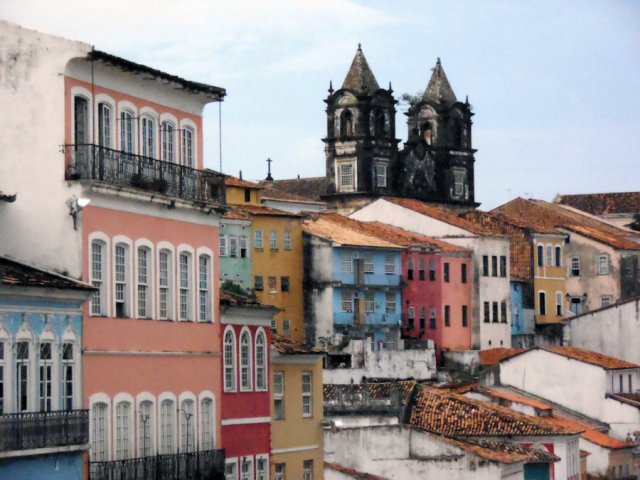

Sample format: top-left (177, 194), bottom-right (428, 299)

top-left (323, 45), bottom-right (398, 198)
top-left (398, 58), bottom-right (476, 205)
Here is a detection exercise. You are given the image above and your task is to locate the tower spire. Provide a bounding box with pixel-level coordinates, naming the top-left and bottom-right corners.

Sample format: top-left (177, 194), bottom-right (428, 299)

top-left (342, 44), bottom-right (380, 94)
top-left (423, 57), bottom-right (457, 105)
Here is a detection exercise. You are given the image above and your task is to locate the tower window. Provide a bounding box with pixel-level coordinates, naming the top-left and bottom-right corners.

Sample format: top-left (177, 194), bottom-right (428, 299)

top-left (337, 163), bottom-right (354, 191)
top-left (423, 123), bottom-right (433, 145)
top-left (340, 110), bottom-right (353, 137)
top-left (453, 121), bottom-right (464, 147)
top-left (373, 109), bottom-right (386, 137)
top-left (376, 163), bottom-right (387, 188)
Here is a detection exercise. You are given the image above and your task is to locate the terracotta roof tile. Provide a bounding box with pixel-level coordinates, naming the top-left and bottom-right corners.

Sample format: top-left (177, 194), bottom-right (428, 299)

top-left (358, 221), bottom-right (470, 253)
top-left (223, 209), bottom-right (250, 220)
top-left (224, 176), bottom-right (262, 189)
top-left (479, 348), bottom-right (525, 366)
top-left (271, 334), bottom-right (323, 355)
top-left (476, 387), bottom-right (553, 412)
top-left (409, 386), bottom-right (580, 437)
top-left (324, 380), bottom-right (417, 404)
top-left (441, 436), bottom-right (560, 464)
top-left (381, 197), bottom-right (499, 236)
top-left (0, 256), bottom-right (95, 291)
top-left (540, 346), bottom-right (639, 370)
top-left (324, 462), bottom-right (387, 480)
top-left (555, 192), bottom-right (640, 216)
top-left (231, 204), bottom-right (303, 218)
top-left (260, 186), bottom-right (327, 205)
top-left (303, 214), bottom-right (403, 249)
top-left (269, 177), bottom-right (327, 201)
top-left (492, 198), bottom-right (640, 251)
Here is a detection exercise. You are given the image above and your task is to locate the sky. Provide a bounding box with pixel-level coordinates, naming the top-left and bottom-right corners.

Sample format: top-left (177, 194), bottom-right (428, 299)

top-left (2, 0), bottom-right (639, 209)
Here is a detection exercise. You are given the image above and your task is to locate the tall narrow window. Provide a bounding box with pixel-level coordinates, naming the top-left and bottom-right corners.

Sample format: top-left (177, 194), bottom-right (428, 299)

top-left (39, 343), bottom-right (52, 412)
top-left (338, 163), bottom-right (354, 190)
top-left (244, 188), bottom-right (251, 202)
top-left (200, 398), bottom-right (213, 450)
top-left (180, 399), bottom-right (195, 453)
top-left (376, 163), bottom-right (387, 187)
top-left (199, 255), bottom-right (211, 322)
top-left (91, 241), bottom-right (106, 316)
top-left (91, 402), bottom-right (108, 461)
top-left (120, 110), bottom-right (134, 153)
top-left (499, 256), bottom-right (507, 277)
top-left (283, 319), bottom-right (290, 336)
top-left (462, 305), bottom-right (468, 327)
top-left (98, 103), bottom-right (112, 148)
top-left (256, 457), bottom-right (268, 480)
top-left (269, 230), bottom-right (278, 250)
top-left (268, 276), bottom-right (276, 292)
top-left (284, 230), bottom-right (292, 250)
top-left (17, 341), bottom-right (29, 412)
top-left (429, 308), bottom-right (436, 329)
top-left (341, 251), bottom-right (353, 272)
top-left (274, 372), bottom-right (284, 420)
top-left (364, 291), bottom-right (375, 313)
top-left (340, 110), bottom-right (353, 136)
top-left (571, 256), bottom-right (581, 276)
top-left (240, 330), bottom-right (252, 391)
top-left (225, 462), bottom-right (237, 480)
top-left (539, 291), bottom-right (547, 316)
top-left (240, 456), bottom-right (253, 480)
top-left (492, 301), bottom-right (498, 323)
top-left (363, 253), bottom-right (374, 274)
top-left (254, 276), bottom-right (264, 291)
top-left (115, 401), bottom-right (132, 460)
top-left (556, 292), bottom-right (563, 316)
top-left (537, 245), bottom-right (544, 267)
top-left (254, 230), bottom-right (263, 249)
top-left (429, 259), bottom-right (436, 280)
top-left (239, 236), bottom-right (248, 258)
top-left (137, 247), bottom-right (150, 318)
top-left (229, 237), bottom-right (238, 258)
top-left (407, 259), bottom-right (414, 280)
top-left (341, 290), bottom-right (353, 312)
top-left (219, 234), bottom-right (227, 257)
top-left (179, 253), bottom-right (192, 321)
top-left (255, 331), bottom-right (267, 391)
top-left (407, 306), bottom-right (415, 328)
top-left (491, 256), bottom-right (498, 277)
top-left (0, 343), bottom-right (4, 414)
top-left (302, 372), bottom-right (312, 417)
top-left (224, 328), bottom-right (236, 392)
top-left (555, 246), bottom-right (562, 267)
top-left (443, 263), bottom-right (450, 282)
top-left (598, 254), bottom-right (609, 275)
top-left (159, 399), bottom-right (175, 454)
top-left (62, 343), bottom-right (74, 410)
top-left (161, 121), bottom-right (175, 162)
top-left (482, 255), bottom-right (489, 276)
top-left (418, 258), bottom-right (425, 279)
top-left (444, 305), bottom-right (450, 327)
top-left (74, 96), bottom-right (89, 145)
top-left (385, 292), bottom-right (396, 313)
top-left (158, 250), bottom-right (173, 320)
top-left (141, 116), bottom-right (155, 158)
top-left (303, 460), bottom-right (314, 480)
top-left (483, 302), bottom-right (490, 323)
top-left (182, 127), bottom-right (194, 168)
top-left (275, 464), bottom-right (286, 480)
top-left (461, 263), bottom-right (468, 283)
top-left (501, 301), bottom-right (507, 323)
top-left (546, 246), bottom-right (553, 266)
top-left (138, 400), bottom-right (153, 457)
top-left (281, 276), bottom-right (290, 292)
top-left (419, 307), bottom-right (426, 330)
top-left (114, 244), bottom-right (129, 318)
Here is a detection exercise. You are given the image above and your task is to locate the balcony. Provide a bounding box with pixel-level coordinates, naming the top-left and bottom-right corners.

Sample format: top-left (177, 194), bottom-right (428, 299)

top-left (89, 449), bottom-right (225, 480)
top-left (0, 409), bottom-right (89, 453)
top-left (64, 144), bottom-right (225, 206)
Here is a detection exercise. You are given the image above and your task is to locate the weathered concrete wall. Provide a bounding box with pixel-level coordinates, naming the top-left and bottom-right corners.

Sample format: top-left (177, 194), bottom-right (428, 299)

top-left (564, 298), bottom-right (640, 365)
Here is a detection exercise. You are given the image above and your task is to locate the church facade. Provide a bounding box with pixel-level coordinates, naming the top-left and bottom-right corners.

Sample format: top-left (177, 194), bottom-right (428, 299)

top-left (322, 46), bottom-right (477, 210)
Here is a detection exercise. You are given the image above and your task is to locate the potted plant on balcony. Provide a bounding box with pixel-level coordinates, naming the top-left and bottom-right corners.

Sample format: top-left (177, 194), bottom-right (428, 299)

top-left (129, 173), bottom-right (149, 189)
top-left (150, 178), bottom-right (169, 194)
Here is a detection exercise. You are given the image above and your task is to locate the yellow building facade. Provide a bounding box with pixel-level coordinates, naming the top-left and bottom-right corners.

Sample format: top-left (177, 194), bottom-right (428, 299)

top-left (271, 336), bottom-right (324, 480)
top-left (532, 234), bottom-right (568, 324)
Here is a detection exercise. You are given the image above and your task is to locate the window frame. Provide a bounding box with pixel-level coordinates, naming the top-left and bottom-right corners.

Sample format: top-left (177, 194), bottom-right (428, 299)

top-left (157, 248), bottom-right (174, 320)
top-left (136, 245), bottom-right (153, 319)
top-left (223, 327), bottom-right (237, 392)
top-left (254, 230), bottom-right (264, 249)
top-left (597, 254), bottom-right (609, 275)
top-left (113, 241), bottom-right (131, 318)
top-left (376, 162), bottom-right (387, 188)
top-left (90, 236), bottom-right (109, 317)
top-left (161, 120), bottom-right (176, 163)
top-left (337, 161), bottom-right (355, 192)
top-left (269, 230), bottom-right (278, 250)
top-left (302, 371), bottom-right (312, 418)
top-left (178, 251), bottom-right (193, 321)
top-left (240, 328), bottom-right (253, 392)
top-left (539, 291), bottom-right (547, 316)
top-left (198, 253), bottom-right (212, 322)
top-left (273, 371), bottom-right (285, 420)
top-left (385, 292), bottom-right (396, 314)
top-left (255, 329), bottom-right (267, 392)
top-left (283, 230), bottom-right (292, 251)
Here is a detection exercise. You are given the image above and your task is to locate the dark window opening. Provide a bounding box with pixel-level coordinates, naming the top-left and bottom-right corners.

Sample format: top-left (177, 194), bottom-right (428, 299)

top-left (483, 302), bottom-right (490, 323)
top-left (462, 305), bottom-right (468, 327)
top-left (491, 256), bottom-right (498, 277)
top-left (443, 263), bottom-right (450, 283)
top-left (444, 305), bottom-right (450, 327)
top-left (482, 256), bottom-right (489, 276)
top-left (340, 110), bottom-right (353, 137)
top-left (281, 276), bottom-right (290, 292)
top-left (492, 301), bottom-right (498, 323)
top-left (500, 256), bottom-right (507, 277)
top-left (244, 188), bottom-right (251, 203)
top-left (461, 263), bottom-right (467, 283)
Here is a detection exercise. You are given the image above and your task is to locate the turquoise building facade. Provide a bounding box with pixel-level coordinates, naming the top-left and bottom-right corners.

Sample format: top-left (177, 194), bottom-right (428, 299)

top-left (219, 215), bottom-right (253, 290)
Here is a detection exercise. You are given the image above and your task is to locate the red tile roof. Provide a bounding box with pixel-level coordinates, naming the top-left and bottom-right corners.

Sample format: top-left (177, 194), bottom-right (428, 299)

top-left (476, 387), bottom-right (553, 412)
top-left (479, 348), bottom-right (525, 366)
top-left (303, 214), bottom-right (403, 249)
top-left (270, 177), bottom-right (328, 201)
top-left (493, 198), bottom-right (640, 251)
top-left (271, 334), bottom-right (323, 355)
top-left (260, 185), bottom-right (327, 205)
top-left (540, 346), bottom-right (639, 370)
top-left (230, 204), bottom-right (303, 218)
top-left (381, 197), bottom-right (500, 236)
top-left (441, 436), bottom-right (560, 464)
top-left (0, 256), bottom-right (95, 291)
top-left (554, 192), bottom-right (640, 216)
top-left (223, 209), bottom-right (250, 220)
top-left (324, 462), bottom-right (387, 480)
top-left (224, 176), bottom-right (262, 189)
top-left (360, 221), bottom-right (470, 253)
top-left (409, 386), bottom-right (581, 437)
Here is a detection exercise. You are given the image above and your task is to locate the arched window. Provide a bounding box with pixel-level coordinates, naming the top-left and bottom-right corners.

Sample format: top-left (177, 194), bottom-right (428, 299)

top-left (180, 399), bottom-right (195, 453)
top-left (120, 109), bottom-right (135, 153)
top-left (91, 402), bottom-right (109, 461)
top-left (340, 110), bottom-right (353, 137)
top-left (38, 342), bottom-right (53, 412)
top-left (453, 121), bottom-right (464, 147)
top-left (182, 127), bottom-right (195, 168)
top-left (141, 115), bottom-right (156, 158)
top-left (224, 328), bottom-right (236, 392)
top-left (423, 123), bottom-right (433, 145)
top-left (255, 330), bottom-right (267, 391)
top-left (555, 246), bottom-right (562, 267)
top-left (200, 397), bottom-right (213, 450)
top-left (115, 401), bottom-right (132, 460)
top-left (74, 96), bottom-right (89, 145)
top-left (161, 121), bottom-right (175, 162)
top-left (98, 102), bottom-right (112, 148)
top-left (62, 343), bottom-right (75, 411)
top-left (138, 400), bottom-right (154, 456)
top-left (159, 399), bottom-right (175, 454)
top-left (539, 291), bottom-right (547, 316)
top-left (16, 341), bottom-right (30, 412)
top-left (240, 330), bottom-right (252, 391)
top-left (158, 249), bottom-right (173, 320)
top-left (537, 245), bottom-right (544, 268)
top-left (198, 254), bottom-right (211, 322)
top-left (373, 108), bottom-right (385, 137)
top-left (91, 240), bottom-right (107, 316)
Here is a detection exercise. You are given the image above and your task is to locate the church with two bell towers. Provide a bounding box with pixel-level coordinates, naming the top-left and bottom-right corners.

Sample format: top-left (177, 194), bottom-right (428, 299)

top-left (321, 45), bottom-right (477, 211)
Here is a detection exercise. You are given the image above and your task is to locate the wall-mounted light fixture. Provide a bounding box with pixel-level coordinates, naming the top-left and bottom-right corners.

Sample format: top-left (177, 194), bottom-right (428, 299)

top-left (66, 196), bottom-right (91, 230)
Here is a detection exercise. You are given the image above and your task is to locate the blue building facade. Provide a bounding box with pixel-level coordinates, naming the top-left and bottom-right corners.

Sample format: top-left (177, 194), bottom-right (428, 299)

top-left (331, 246), bottom-right (403, 349)
top-left (0, 257), bottom-right (92, 480)
top-left (219, 216), bottom-right (253, 291)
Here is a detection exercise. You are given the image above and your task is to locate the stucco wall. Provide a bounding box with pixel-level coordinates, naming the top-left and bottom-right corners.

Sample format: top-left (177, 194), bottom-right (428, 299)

top-left (564, 298), bottom-right (640, 364)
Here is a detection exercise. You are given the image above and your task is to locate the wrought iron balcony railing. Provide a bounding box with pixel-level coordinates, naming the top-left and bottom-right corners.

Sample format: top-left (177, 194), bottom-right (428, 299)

top-left (0, 409), bottom-right (89, 452)
top-left (89, 449), bottom-right (225, 480)
top-left (64, 144), bottom-right (225, 206)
